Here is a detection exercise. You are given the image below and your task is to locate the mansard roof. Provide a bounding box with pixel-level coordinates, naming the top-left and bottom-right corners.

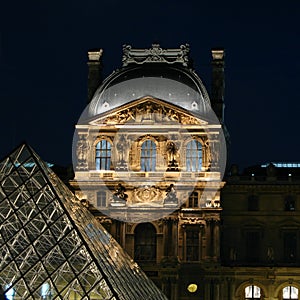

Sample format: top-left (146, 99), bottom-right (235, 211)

top-left (83, 96), bottom-right (212, 126)
top-left (0, 143), bottom-right (167, 299)
top-left (88, 44), bottom-right (212, 118)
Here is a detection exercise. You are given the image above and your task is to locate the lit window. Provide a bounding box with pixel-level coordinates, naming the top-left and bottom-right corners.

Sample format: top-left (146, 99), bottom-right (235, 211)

top-left (41, 282), bottom-right (52, 299)
top-left (186, 140), bottom-right (202, 172)
top-left (134, 223), bottom-right (156, 261)
top-left (97, 191), bottom-right (106, 207)
top-left (186, 228), bottom-right (199, 261)
top-left (95, 140), bottom-right (111, 170)
top-left (140, 140), bottom-right (156, 171)
top-left (245, 285), bottom-right (261, 299)
top-left (5, 284), bottom-right (15, 300)
top-left (188, 192), bottom-right (199, 208)
top-left (283, 286), bottom-right (298, 299)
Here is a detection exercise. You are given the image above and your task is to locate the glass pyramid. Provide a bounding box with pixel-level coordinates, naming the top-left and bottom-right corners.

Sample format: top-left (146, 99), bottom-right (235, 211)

top-left (0, 144), bottom-right (167, 300)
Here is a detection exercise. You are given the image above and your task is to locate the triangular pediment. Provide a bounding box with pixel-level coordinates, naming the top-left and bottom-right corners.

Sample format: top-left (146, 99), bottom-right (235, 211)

top-left (88, 96), bottom-right (208, 126)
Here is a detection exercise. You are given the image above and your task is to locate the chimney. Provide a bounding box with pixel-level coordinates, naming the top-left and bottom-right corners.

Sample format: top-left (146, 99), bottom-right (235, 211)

top-left (211, 48), bottom-right (225, 122)
top-left (87, 49), bottom-right (103, 103)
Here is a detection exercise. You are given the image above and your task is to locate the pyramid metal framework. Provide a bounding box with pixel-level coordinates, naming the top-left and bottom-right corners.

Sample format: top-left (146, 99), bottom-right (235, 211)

top-left (0, 144), bottom-right (167, 300)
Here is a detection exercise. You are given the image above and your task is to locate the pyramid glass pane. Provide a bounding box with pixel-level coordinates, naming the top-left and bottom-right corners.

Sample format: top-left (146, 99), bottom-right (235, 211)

top-left (0, 144), bottom-right (167, 300)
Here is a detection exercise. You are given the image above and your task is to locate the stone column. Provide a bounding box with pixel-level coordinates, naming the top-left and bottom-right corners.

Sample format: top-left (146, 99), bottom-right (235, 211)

top-left (214, 279), bottom-right (220, 300)
top-left (163, 218), bottom-right (169, 257)
top-left (213, 220), bottom-right (220, 260)
top-left (204, 280), bottom-right (211, 300)
top-left (172, 218), bottom-right (178, 257)
top-left (204, 219), bottom-right (212, 259)
top-left (207, 219), bottom-right (215, 259)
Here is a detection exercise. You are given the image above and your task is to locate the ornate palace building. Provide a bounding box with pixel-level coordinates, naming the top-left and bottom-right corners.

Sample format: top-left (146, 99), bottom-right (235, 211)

top-left (70, 44), bottom-right (227, 299)
top-left (1, 44), bottom-right (300, 300)
top-left (70, 44), bottom-right (300, 300)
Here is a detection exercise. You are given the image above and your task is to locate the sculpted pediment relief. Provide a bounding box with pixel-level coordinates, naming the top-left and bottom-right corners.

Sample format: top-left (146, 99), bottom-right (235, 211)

top-left (89, 97), bottom-right (208, 126)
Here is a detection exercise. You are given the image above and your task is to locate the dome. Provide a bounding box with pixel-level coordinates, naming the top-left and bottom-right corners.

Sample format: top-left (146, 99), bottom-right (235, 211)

top-left (88, 64), bottom-right (212, 118)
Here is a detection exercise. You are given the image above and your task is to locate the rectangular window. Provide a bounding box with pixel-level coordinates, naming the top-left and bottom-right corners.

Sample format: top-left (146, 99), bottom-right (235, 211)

top-left (248, 195), bottom-right (259, 211)
top-left (97, 191), bottom-right (106, 207)
top-left (284, 232), bottom-right (297, 262)
top-left (188, 192), bottom-right (199, 208)
top-left (285, 196), bottom-right (296, 211)
top-left (186, 229), bottom-right (199, 261)
top-left (95, 140), bottom-right (111, 170)
top-left (141, 140), bottom-right (156, 171)
top-left (245, 231), bottom-right (260, 262)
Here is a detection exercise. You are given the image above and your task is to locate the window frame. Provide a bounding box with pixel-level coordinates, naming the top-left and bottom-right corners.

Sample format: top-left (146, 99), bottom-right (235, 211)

top-left (188, 191), bottom-right (199, 208)
top-left (97, 191), bottom-right (107, 207)
top-left (282, 285), bottom-right (299, 299)
top-left (95, 139), bottom-right (112, 170)
top-left (248, 195), bottom-right (259, 211)
top-left (285, 196), bottom-right (296, 211)
top-left (245, 285), bottom-right (261, 299)
top-left (283, 231), bottom-right (297, 262)
top-left (140, 139), bottom-right (156, 172)
top-left (186, 140), bottom-right (202, 172)
top-left (134, 223), bottom-right (157, 262)
top-left (185, 226), bottom-right (200, 262)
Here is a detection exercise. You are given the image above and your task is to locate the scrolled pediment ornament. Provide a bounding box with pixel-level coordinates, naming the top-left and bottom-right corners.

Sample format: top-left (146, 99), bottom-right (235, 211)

top-left (122, 43), bottom-right (191, 67)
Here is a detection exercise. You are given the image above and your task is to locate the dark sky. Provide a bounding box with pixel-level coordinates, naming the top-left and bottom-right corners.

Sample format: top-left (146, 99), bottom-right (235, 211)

top-left (1, 1), bottom-right (299, 170)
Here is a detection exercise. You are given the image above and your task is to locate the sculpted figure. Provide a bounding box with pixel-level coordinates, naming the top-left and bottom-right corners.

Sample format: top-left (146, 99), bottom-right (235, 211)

top-left (76, 135), bottom-right (89, 170)
top-left (113, 183), bottom-right (128, 201)
top-left (116, 135), bottom-right (128, 162)
top-left (164, 184), bottom-right (178, 204)
top-left (166, 141), bottom-right (177, 164)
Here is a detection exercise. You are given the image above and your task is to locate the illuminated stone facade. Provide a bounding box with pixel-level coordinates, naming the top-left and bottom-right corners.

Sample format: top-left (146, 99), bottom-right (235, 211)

top-left (72, 44), bottom-right (300, 300)
top-left (70, 44), bottom-right (227, 300)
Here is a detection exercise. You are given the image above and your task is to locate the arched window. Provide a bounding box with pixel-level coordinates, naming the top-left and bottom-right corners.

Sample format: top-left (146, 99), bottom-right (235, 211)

top-left (245, 285), bottom-right (261, 299)
top-left (95, 140), bottom-right (111, 170)
top-left (140, 140), bottom-right (156, 171)
top-left (134, 223), bottom-right (156, 262)
top-left (283, 286), bottom-right (298, 299)
top-left (186, 140), bottom-right (202, 172)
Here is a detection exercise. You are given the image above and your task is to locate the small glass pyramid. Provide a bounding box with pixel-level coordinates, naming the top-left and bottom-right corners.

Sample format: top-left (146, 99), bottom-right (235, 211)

top-left (0, 144), bottom-right (167, 300)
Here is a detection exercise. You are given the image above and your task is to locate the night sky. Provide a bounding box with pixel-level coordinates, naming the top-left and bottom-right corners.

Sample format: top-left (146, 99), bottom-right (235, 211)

top-left (1, 1), bottom-right (299, 171)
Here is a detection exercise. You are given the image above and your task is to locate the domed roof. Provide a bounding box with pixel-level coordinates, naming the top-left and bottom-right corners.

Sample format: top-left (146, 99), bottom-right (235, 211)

top-left (88, 45), bottom-right (212, 118)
